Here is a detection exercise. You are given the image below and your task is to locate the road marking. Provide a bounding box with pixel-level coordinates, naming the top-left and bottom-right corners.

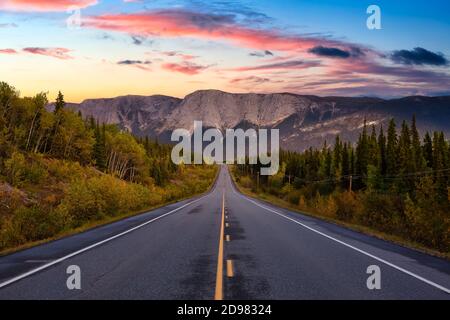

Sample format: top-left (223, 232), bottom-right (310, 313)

top-left (225, 223), bottom-right (229, 228)
top-left (227, 260), bottom-right (234, 278)
top-left (226, 235), bottom-right (230, 242)
top-left (234, 186), bottom-right (450, 295)
top-left (214, 192), bottom-right (225, 300)
top-left (0, 195), bottom-right (209, 290)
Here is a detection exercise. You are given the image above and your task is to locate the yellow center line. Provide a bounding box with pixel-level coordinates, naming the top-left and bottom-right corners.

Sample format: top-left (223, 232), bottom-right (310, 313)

top-left (227, 260), bottom-right (234, 278)
top-left (214, 192), bottom-right (225, 300)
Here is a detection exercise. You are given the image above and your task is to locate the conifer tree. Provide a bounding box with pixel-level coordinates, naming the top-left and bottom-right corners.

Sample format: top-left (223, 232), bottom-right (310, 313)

top-left (386, 119), bottom-right (398, 176)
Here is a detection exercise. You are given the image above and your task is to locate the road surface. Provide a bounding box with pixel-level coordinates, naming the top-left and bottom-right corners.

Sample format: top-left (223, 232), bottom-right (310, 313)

top-left (0, 166), bottom-right (449, 299)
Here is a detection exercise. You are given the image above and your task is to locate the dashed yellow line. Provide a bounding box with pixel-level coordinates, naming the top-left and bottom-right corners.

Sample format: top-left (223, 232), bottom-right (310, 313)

top-left (227, 260), bottom-right (234, 278)
top-left (214, 192), bottom-right (225, 300)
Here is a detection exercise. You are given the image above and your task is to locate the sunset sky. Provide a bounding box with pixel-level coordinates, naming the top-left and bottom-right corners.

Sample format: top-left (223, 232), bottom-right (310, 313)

top-left (1, 0), bottom-right (450, 102)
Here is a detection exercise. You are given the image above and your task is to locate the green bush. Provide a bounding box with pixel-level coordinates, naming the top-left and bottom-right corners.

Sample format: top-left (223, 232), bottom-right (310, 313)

top-left (0, 206), bottom-right (68, 248)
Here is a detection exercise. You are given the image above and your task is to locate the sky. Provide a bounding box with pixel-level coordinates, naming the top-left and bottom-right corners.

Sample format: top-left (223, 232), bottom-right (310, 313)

top-left (1, 0), bottom-right (450, 102)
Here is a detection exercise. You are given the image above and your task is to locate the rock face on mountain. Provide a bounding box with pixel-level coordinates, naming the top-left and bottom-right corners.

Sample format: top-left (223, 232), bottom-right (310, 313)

top-left (63, 90), bottom-right (450, 151)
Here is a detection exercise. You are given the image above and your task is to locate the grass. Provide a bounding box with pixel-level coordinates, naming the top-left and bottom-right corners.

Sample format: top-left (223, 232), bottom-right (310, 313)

top-left (230, 170), bottom-right (450, 261)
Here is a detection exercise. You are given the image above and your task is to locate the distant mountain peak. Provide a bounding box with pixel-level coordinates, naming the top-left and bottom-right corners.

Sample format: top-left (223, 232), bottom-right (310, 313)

top-left (60, 90), bottom-right (450, 151)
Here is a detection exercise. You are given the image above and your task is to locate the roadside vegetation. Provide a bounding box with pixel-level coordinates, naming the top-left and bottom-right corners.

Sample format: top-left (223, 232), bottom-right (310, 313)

top-left (233, 117), bottom-right (450, 256)
top-left (0, 82), bottom-right (217, 253)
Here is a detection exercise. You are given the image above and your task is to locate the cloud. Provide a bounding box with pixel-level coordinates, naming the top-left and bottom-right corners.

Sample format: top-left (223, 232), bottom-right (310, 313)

top-left (131, 36), bottom-right (144, 45)
top-left (0, 49), bottom-right (18, 54)
top-left (234, 60), bottom-right (320, 72)
top-left (249, 50), bottom-right (274, 57)
top-left (230, 76), bottom-right (270, 84)
top-left (0, 0), bottom-right (97, 11)
top-left (308, 46), bottom-right (365, 59)
top-left (85, 9), bottom-right (354, 53)
top-left (23, 47), bottom-right (73, 59)
top-left (117, 59), bottom-right (152, 71)
top-left (162, 62), bottom-right (209, 75)
top-left (308, 46), bottom-right (351, 58)
top-left (0, 23), bottom-right (18, 28)
top-left (391, 47), bottom-right (448, 66)
top-left (160, 51), bottom-right (197, 61)
top-left (185, 0), bottom-right (272, 25)
top-left (117, 59), bottom-right (151, 65)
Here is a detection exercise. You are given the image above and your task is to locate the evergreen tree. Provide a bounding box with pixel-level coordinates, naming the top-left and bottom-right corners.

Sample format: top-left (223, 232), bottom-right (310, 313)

top-left (411, 115), bottom-right (425, 173)
top-left (423, 132), bottom-right (433, 168)
top-left (368, 125), bottom-right (379, 167)
top-left (355, 120), bottom-right (369, 188)
top-left (333, 135), bottom-right (342, 176)
top-left (378, 125), bottom-right (387, 176)
top-left (341, 142), bottom-right (350, 189)
top-left (54, 91), bottom-right (65, 114)
top-left (432, 132), bottom-right (448, 198)
top-left (386, 119), bottom-right (398, 176)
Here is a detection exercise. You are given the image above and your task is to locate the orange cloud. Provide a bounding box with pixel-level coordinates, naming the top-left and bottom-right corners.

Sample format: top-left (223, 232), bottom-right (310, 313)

top-left (85, 9), bottom-right (349, 53)
top-left (23, 47), bottom-right (73, 59)
top-left (0, 0), bottom-right (97, 11)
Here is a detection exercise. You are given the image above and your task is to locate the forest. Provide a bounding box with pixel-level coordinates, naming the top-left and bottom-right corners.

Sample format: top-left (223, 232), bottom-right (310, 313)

top-left (0, 82), bottom-right (217, 252)
top-left (233, 116), bottom-right (450, 254)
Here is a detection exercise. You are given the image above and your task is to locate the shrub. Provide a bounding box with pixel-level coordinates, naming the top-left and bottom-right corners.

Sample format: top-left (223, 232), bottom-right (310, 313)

top-left (360, 192), bottom-right (403, 233)
top-left (4, 152), bottom-right (27, 187)
top-left (3, 152), bottom-right (47, 187)
top-left (239, 176), bottom-right (253, 189)
top-left (3, 206), bottom-right (68, 244)
top-left (334, 191), bottom-right (362, 221)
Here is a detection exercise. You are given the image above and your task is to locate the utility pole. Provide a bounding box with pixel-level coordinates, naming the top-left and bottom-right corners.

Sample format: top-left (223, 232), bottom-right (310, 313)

top-left (348, 175), bottom-right (353, 192)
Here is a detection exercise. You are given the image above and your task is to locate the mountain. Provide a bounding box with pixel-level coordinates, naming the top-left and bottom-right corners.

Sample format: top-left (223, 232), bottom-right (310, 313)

top-left (59, 90), bottom-right (450, 151)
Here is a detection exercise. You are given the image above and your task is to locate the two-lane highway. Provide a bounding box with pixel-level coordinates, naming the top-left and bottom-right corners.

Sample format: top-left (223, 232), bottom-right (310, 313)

top-left (0, 166), bottom-right (449, 299)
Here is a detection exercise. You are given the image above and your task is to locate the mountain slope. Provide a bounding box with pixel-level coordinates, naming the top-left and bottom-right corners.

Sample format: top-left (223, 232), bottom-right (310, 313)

top-left (61, 90), bottom-right (450, 151)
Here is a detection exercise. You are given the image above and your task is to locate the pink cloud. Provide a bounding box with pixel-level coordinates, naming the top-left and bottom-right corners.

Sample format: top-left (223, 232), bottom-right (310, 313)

top-left (162, 62), bottom-right (209, 75)
top-left (85, 10), bottom-right (351, 53)
top-left (0, 49), bottom-right (18, 54)
top-left (234, 60), bottom-right (321, 72)
top-left (161, 51), bottom-right (197, 61)
top-left (23, 47), bottom-right (73, 60)
top-left (0, 0), bottom-right (97, 11)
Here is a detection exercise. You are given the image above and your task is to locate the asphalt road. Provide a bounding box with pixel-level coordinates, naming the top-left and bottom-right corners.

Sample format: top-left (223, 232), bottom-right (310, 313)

top-left (0, 165), bottom-right (449, 300)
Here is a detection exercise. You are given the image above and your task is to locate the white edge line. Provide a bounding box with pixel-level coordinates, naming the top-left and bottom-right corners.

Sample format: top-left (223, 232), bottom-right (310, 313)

top-left (231, 183), bottom-right (450, 295)
top-left (0, 195), bottom-right (207, 289)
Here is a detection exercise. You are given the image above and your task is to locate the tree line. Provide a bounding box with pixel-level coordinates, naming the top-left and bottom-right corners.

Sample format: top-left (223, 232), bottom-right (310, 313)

top-left (235, 117), bottom-right (450, 252)
top-left (0, 81), bottom-right (176, 186)
top-left (0, 82), bottom-right (217, 251)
